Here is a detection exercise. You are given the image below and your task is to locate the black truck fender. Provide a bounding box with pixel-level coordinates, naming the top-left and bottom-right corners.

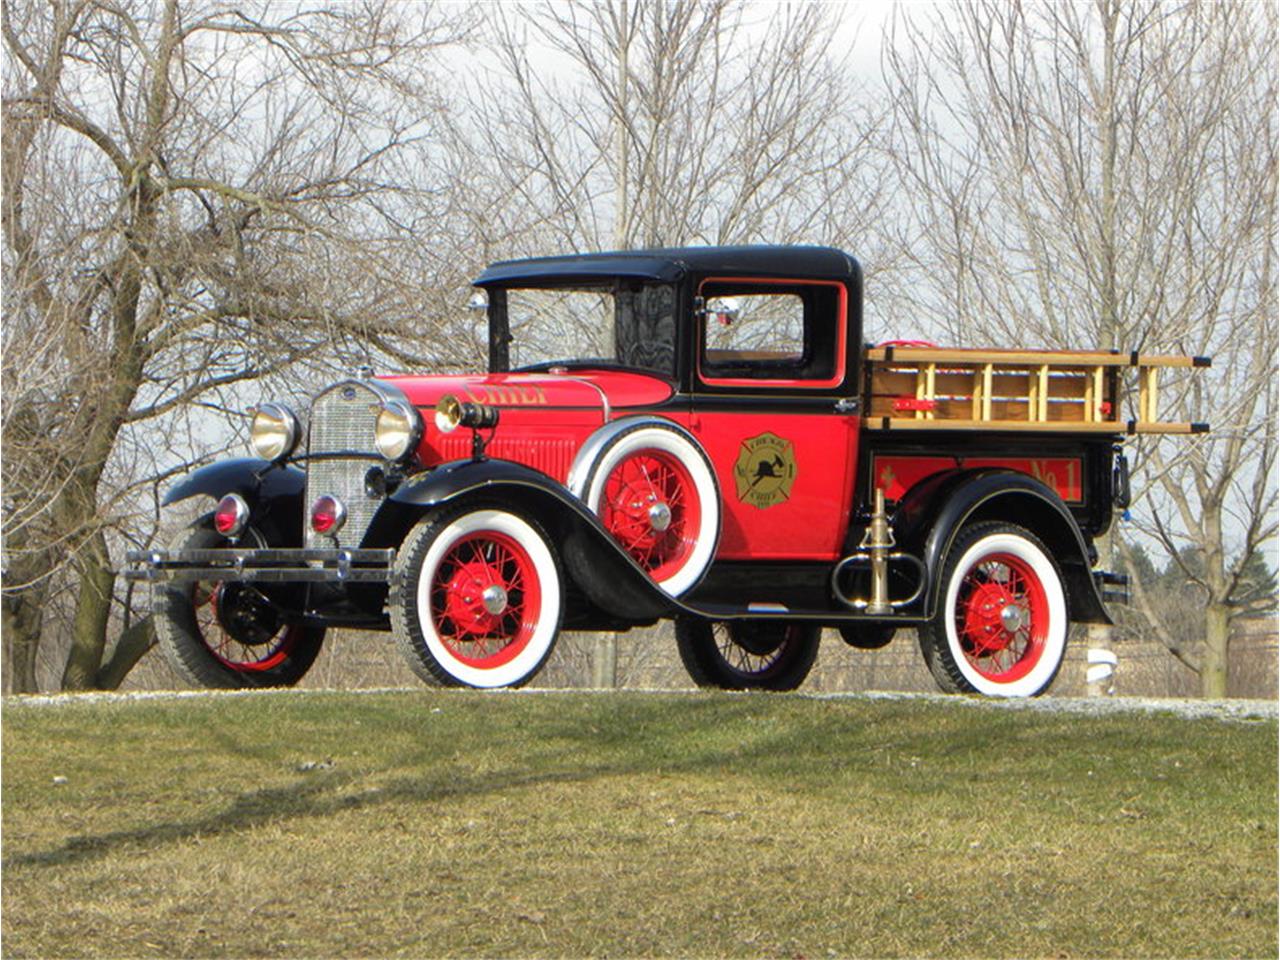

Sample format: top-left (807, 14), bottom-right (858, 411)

top-left (366, 459), bottom-right (677, 622)
top-left (893, 468), bottom-right (1112, 625)
top-left (162, 458), bottom-right (306, 545)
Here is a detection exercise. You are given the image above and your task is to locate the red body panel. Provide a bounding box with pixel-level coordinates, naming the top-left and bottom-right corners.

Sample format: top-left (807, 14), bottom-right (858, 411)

top-left (383, 370), bottom-right (673, 412)
top-left (427, 417), bottom-right (595, 484)
top-left (380, 371), bottom-right (676, 484)
top-left (684, 411), bottom-right (859, 560)
top-left (382, 370), bottom-right (860, 561)
top-left (871, 455), bottom-right (1084, 504)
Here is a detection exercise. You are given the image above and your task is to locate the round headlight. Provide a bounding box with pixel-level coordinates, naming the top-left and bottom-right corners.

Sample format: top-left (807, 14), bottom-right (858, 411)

top-left (250, 402), bottom-right (300, 462)
top-left (375, 400), bottom-right (422, 461)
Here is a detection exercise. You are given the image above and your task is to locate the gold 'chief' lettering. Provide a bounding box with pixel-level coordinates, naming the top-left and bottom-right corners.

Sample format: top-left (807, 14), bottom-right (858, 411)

top-left (464, 384), bottom-right (548, 406)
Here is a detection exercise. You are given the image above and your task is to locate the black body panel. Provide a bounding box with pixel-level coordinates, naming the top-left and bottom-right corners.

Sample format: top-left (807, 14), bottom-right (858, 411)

top-left (162, 458), bottom-right (306, 546)
top-left (475, 245), bottom-right (861, 288)
top-left (889, 469), bottom-right (1112, 624)
top-left (372, 458), bottom-right (679, 623)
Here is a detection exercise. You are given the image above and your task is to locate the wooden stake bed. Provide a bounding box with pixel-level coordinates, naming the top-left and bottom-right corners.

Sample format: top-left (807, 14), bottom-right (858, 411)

top-left (864, 346), bottom-right (1210, 435)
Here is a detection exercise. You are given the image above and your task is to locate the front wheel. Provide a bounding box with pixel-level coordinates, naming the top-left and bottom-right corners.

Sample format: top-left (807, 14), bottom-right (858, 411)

top-left (391, 505), bottom-right (563, 688)
top-left (154, 519), bottom-right (324, 688)
top-left (918, 522), bottom-right (1068, 697)
top-left (675, 619), bottom-right (820, 691)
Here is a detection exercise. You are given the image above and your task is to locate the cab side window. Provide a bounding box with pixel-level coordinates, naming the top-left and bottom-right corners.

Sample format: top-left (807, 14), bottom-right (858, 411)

top-left (699, 280), bottom-right (841, 384)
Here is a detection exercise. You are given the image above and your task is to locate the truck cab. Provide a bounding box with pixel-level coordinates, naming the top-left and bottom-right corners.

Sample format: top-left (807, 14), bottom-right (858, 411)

top-left (129, 246), bottom-right (1206, 697)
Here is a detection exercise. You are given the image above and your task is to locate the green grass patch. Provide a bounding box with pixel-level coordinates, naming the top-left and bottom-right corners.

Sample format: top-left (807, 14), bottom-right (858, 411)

top-left (3, 691), bottom-right (1275, 958)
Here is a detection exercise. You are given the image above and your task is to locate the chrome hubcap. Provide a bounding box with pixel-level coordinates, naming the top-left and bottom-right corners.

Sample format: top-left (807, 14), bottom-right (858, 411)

top-left (648, 502), bottom-right (673, 532)
top-left (482, 584), bottom-right (509, 615)
top-left (1000, 604), bottom-right (1024, 633)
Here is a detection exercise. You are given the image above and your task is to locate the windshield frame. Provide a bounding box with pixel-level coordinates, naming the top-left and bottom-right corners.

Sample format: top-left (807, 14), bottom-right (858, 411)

top-left (482, 279), bottom-right (682, 382)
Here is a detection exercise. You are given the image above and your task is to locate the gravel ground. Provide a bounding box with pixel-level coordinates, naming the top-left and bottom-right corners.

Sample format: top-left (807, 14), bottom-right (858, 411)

top-left (831, 689), bottom-right (1278, 723)
top-left (4, 686), bottom-right (1275, 723)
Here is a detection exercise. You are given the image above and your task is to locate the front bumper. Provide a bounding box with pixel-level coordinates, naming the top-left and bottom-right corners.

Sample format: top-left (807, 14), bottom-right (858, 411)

top-left (124, 547), bottom-right (395, 583)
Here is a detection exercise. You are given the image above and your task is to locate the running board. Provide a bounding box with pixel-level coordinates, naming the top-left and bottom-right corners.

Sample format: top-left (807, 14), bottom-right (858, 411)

top-left (684, 601), bottom-right (927, 625)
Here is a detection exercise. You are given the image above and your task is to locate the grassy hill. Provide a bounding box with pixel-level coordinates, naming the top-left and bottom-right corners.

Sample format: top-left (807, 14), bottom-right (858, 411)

top-left (3, 690), bottom-right (1275, 958)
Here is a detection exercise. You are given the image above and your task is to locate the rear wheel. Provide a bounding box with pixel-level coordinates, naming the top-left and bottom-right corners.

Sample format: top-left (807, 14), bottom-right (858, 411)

top-left (675, 619), bottom-right (820, 691)
top-left (918, 522), bottom-right (1068, 697)
top-left (391, 505), bottom-right (563, 688)
top-left (154, 519), bottom-right (324, 688)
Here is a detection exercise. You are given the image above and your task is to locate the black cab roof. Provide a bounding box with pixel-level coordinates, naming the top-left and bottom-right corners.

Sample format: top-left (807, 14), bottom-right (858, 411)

top-left (474, 245), bottom-right (861, 287)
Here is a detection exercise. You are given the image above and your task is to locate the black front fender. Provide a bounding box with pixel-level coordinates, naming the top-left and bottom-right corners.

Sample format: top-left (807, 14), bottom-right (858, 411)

top-left (163, 458), bottom-right (306, 546)
top-left (163, 458), bottom-right (305, 506)
top-left (895, 468), bottom-right (1111, 624)
top-left (366, 459), bottom-right (678, 621)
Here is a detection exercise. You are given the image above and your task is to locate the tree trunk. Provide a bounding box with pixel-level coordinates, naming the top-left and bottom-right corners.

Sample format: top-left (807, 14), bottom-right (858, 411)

top-left (1202, 602), bottom-right (1230, 698)
top-left (2, 585), bottom-right (45, 693)
top-left (61, 530), bottom-right (115, 690)
top-left (1, 529), bottom-right (57, 693)
top-left (1087, 530), bottom-right (1117, 697)
top-left (95, 616), bottom-right (156, 690)
top-left (592, 633), bottom-right (619, 688)
top-left (614, 0), bottom-right (631, 250)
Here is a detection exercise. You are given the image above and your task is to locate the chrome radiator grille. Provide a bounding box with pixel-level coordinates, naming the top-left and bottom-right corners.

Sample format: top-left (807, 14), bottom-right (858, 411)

top-left (305, 383), bottom-right (383, 549)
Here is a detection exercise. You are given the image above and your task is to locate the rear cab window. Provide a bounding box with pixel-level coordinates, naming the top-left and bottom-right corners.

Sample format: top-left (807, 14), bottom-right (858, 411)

top-left (697, 278), bottom-right (846, 388)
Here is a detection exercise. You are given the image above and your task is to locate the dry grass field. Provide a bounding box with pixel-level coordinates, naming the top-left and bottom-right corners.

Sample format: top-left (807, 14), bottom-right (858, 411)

top-left (2, 690), bottom-right (1275, 958)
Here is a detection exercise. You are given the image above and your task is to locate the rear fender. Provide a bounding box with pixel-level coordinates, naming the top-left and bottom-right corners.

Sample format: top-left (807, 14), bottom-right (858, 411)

top-left (894, 469), bottom-right (1111, 624)
top-left (162, 458), bottom-right (305, 546)
top-left (367, 459), bottom-right (676, 621)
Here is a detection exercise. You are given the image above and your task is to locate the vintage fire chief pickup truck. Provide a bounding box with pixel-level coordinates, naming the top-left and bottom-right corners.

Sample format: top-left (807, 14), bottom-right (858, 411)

top-left (127, 246), bottom-right (1208, 696)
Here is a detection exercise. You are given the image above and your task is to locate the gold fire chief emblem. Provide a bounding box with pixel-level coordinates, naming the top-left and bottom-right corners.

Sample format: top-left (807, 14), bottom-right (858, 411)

top-left (733, 432), bottom-right (797, 509)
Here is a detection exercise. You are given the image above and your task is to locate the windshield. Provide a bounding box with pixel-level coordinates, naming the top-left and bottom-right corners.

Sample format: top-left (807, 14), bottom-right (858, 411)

top-left (488, 282), bottom-right (678, 379)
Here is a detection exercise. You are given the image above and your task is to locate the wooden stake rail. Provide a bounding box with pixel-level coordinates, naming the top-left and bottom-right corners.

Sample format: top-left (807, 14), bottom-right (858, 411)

top-left (864, 346), bottom-right (1210, 435)
top-left (865, 346), bottom-right (1210, 368)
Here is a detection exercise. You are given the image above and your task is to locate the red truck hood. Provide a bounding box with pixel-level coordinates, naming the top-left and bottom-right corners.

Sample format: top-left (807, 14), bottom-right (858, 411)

top-left (378, 369), bottom-right (674, 414)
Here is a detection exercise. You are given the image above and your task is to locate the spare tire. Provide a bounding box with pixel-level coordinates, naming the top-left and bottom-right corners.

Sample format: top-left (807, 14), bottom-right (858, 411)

top-left (570, 420), bottom-right (720, 596)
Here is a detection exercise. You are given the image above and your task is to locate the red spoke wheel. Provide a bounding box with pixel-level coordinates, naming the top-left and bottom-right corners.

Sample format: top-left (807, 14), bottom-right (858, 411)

top-left (918, 522), bottom-right (1067, 697)
top-left (574, 421), bottom-right (720, 597)
top-left (675, 618), bottom-right (820, 691)
top-left (392, 505), bottom-right (562, 688)
top-left (154, 518), bottom-right (324, 688)
top-left (429, 530), bottom-right (540, 670)
top-left (597, 449), bottom-right (701, 583)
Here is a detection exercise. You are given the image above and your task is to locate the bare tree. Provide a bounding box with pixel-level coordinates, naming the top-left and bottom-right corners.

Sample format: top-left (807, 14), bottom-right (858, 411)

top-left (1, 0), bottom-right (475, 692)
top-left (882, 0), bottom-right (1277, 696)
top-left (472, 1), bottom-right (892, 255)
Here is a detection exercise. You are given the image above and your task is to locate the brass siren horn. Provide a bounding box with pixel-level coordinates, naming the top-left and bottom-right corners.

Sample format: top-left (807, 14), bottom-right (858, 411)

top-left (434, 394), bottom-right (500, 434)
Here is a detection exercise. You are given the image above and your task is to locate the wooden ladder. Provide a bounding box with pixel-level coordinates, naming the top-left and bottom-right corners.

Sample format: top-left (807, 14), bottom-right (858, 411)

top-left (865, 347), bottom-right (1210, 435)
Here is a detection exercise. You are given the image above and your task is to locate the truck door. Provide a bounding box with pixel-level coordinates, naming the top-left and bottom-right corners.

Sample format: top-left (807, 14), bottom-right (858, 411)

top-left (684, 277), bottom-right (859, 562)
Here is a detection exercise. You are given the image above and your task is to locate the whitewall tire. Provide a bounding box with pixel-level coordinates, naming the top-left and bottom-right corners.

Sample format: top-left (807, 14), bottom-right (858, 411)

top-left (391, 506), bottom-right (563, 688)
top-left (918, 522), bottom-right (1068, 698)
